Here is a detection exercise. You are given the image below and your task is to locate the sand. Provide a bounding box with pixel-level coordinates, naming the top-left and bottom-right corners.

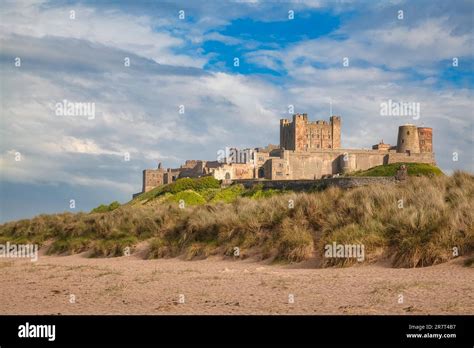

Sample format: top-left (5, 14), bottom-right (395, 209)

top-left (0, 249), bottom-right (472, 315)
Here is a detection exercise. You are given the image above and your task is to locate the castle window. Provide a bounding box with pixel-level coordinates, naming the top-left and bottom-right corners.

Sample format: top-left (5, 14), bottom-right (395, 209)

top-left (407, 131), bottom-right (410, 135)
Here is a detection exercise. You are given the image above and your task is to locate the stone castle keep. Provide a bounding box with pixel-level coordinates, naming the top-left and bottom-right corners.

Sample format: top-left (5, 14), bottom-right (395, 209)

top-left (138, 114), bottom-right (435, 194)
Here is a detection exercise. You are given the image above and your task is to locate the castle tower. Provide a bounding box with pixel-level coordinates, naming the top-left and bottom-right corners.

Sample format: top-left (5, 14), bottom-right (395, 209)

top-left (417, 127), bottom-right (433, 153)
top-left (142, 167), bottom-right (165, 192)
top-left (330, 115), bottom-right (341, 149)
top-left (293, 113), bottom-right (308, 151)
top-left (396, 124), bottom-right (420, 154)
top-left (279, 114), bottom-right (342, 151)
top-left (339, 152), bottom-right (356, 174)
top-left (280, 119), bottom-right (292, 150)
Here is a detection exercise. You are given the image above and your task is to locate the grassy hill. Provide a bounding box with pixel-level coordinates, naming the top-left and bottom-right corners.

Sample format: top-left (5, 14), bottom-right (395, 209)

top-left (0, 165), bottom-right (472, 268)
top-left (130, 176), bottom-right (286, 206)
top-left (349, 162), bottom-right (443, 177)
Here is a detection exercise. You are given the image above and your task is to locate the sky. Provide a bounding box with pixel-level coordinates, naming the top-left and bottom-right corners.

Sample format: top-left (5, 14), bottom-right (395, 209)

top-left (0, 0), bottom-right (473, 222)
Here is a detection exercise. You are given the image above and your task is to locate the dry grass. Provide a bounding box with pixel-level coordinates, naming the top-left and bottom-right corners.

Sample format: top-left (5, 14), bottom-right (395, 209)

top-left (1, 171), bottom-right (472, 268)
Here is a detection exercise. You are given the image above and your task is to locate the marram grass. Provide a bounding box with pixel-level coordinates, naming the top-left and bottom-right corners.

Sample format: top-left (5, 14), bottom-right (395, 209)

top-left (1, 171), bottom-right (472, 268)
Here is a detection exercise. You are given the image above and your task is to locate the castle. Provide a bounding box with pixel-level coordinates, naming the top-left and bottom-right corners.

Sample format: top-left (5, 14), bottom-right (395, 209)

top-left (137, 114), bottom-right (434, 195)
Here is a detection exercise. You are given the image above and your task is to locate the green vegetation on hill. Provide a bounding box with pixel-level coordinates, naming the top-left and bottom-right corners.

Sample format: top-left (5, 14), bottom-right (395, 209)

top-left (1, 171), bottom-right (472, 268)
top-left (165, 190), bottom-right (206, 206)
top-left (91, 201), bottom-right (120, 213)
top-left (131, 176), bottom-right (284, 206)
top-left (133, 176), bottom-right (221, 202)
top-left (349, 162), bottom-right (443, 177)
top-left (210, 185), bottom-right (245, 203)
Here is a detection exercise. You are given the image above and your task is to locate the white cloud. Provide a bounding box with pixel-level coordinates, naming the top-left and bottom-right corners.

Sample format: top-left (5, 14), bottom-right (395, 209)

top-left (248, 17), bottom-right (472, 73)
top-left (0, 1), bottom-right (207, 68)
top-left (0, 34), bottom-right (287, 190)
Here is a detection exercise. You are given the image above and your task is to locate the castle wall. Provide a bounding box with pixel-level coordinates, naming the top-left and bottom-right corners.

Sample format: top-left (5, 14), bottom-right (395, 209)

top-left (343, 151), bottom-right (388, 172)
top-left (284, 150), bottom-right (387, 179)
top-left (263, 157), bottom-right (289, 180)
top-left (266, 148), bottom-right (434, 180)
top-left (163, 169), bottom-right (180, 184)
top-left (254, 151), bottom-right (270, 178)
top-left (212, 163), bottom-right (254, 180)
top-left (286, 151), bottom-right (339, 179)
top-left (232, 163), bottom-right (254, 179)
top-left (235, 176), bottom-right (396, 190)
top-left (387, 152), bottom-right (435, 165)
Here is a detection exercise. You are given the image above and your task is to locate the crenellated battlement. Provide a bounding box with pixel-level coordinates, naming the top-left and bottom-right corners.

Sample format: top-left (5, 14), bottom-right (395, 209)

top-left (280, 114), bottom-right (341, 151)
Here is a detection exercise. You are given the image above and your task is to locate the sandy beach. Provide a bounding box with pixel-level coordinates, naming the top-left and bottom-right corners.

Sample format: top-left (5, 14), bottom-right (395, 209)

top-left (0, 247), bottom-right (472, 315)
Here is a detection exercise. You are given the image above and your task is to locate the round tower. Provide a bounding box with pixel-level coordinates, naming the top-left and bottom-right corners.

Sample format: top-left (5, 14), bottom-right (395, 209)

top-left (339, 152), bottom-right (357, 174)
top-left (396, 124), bottom-right (420, 154)
top-left (417, 127), bottom-right (433, 153)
